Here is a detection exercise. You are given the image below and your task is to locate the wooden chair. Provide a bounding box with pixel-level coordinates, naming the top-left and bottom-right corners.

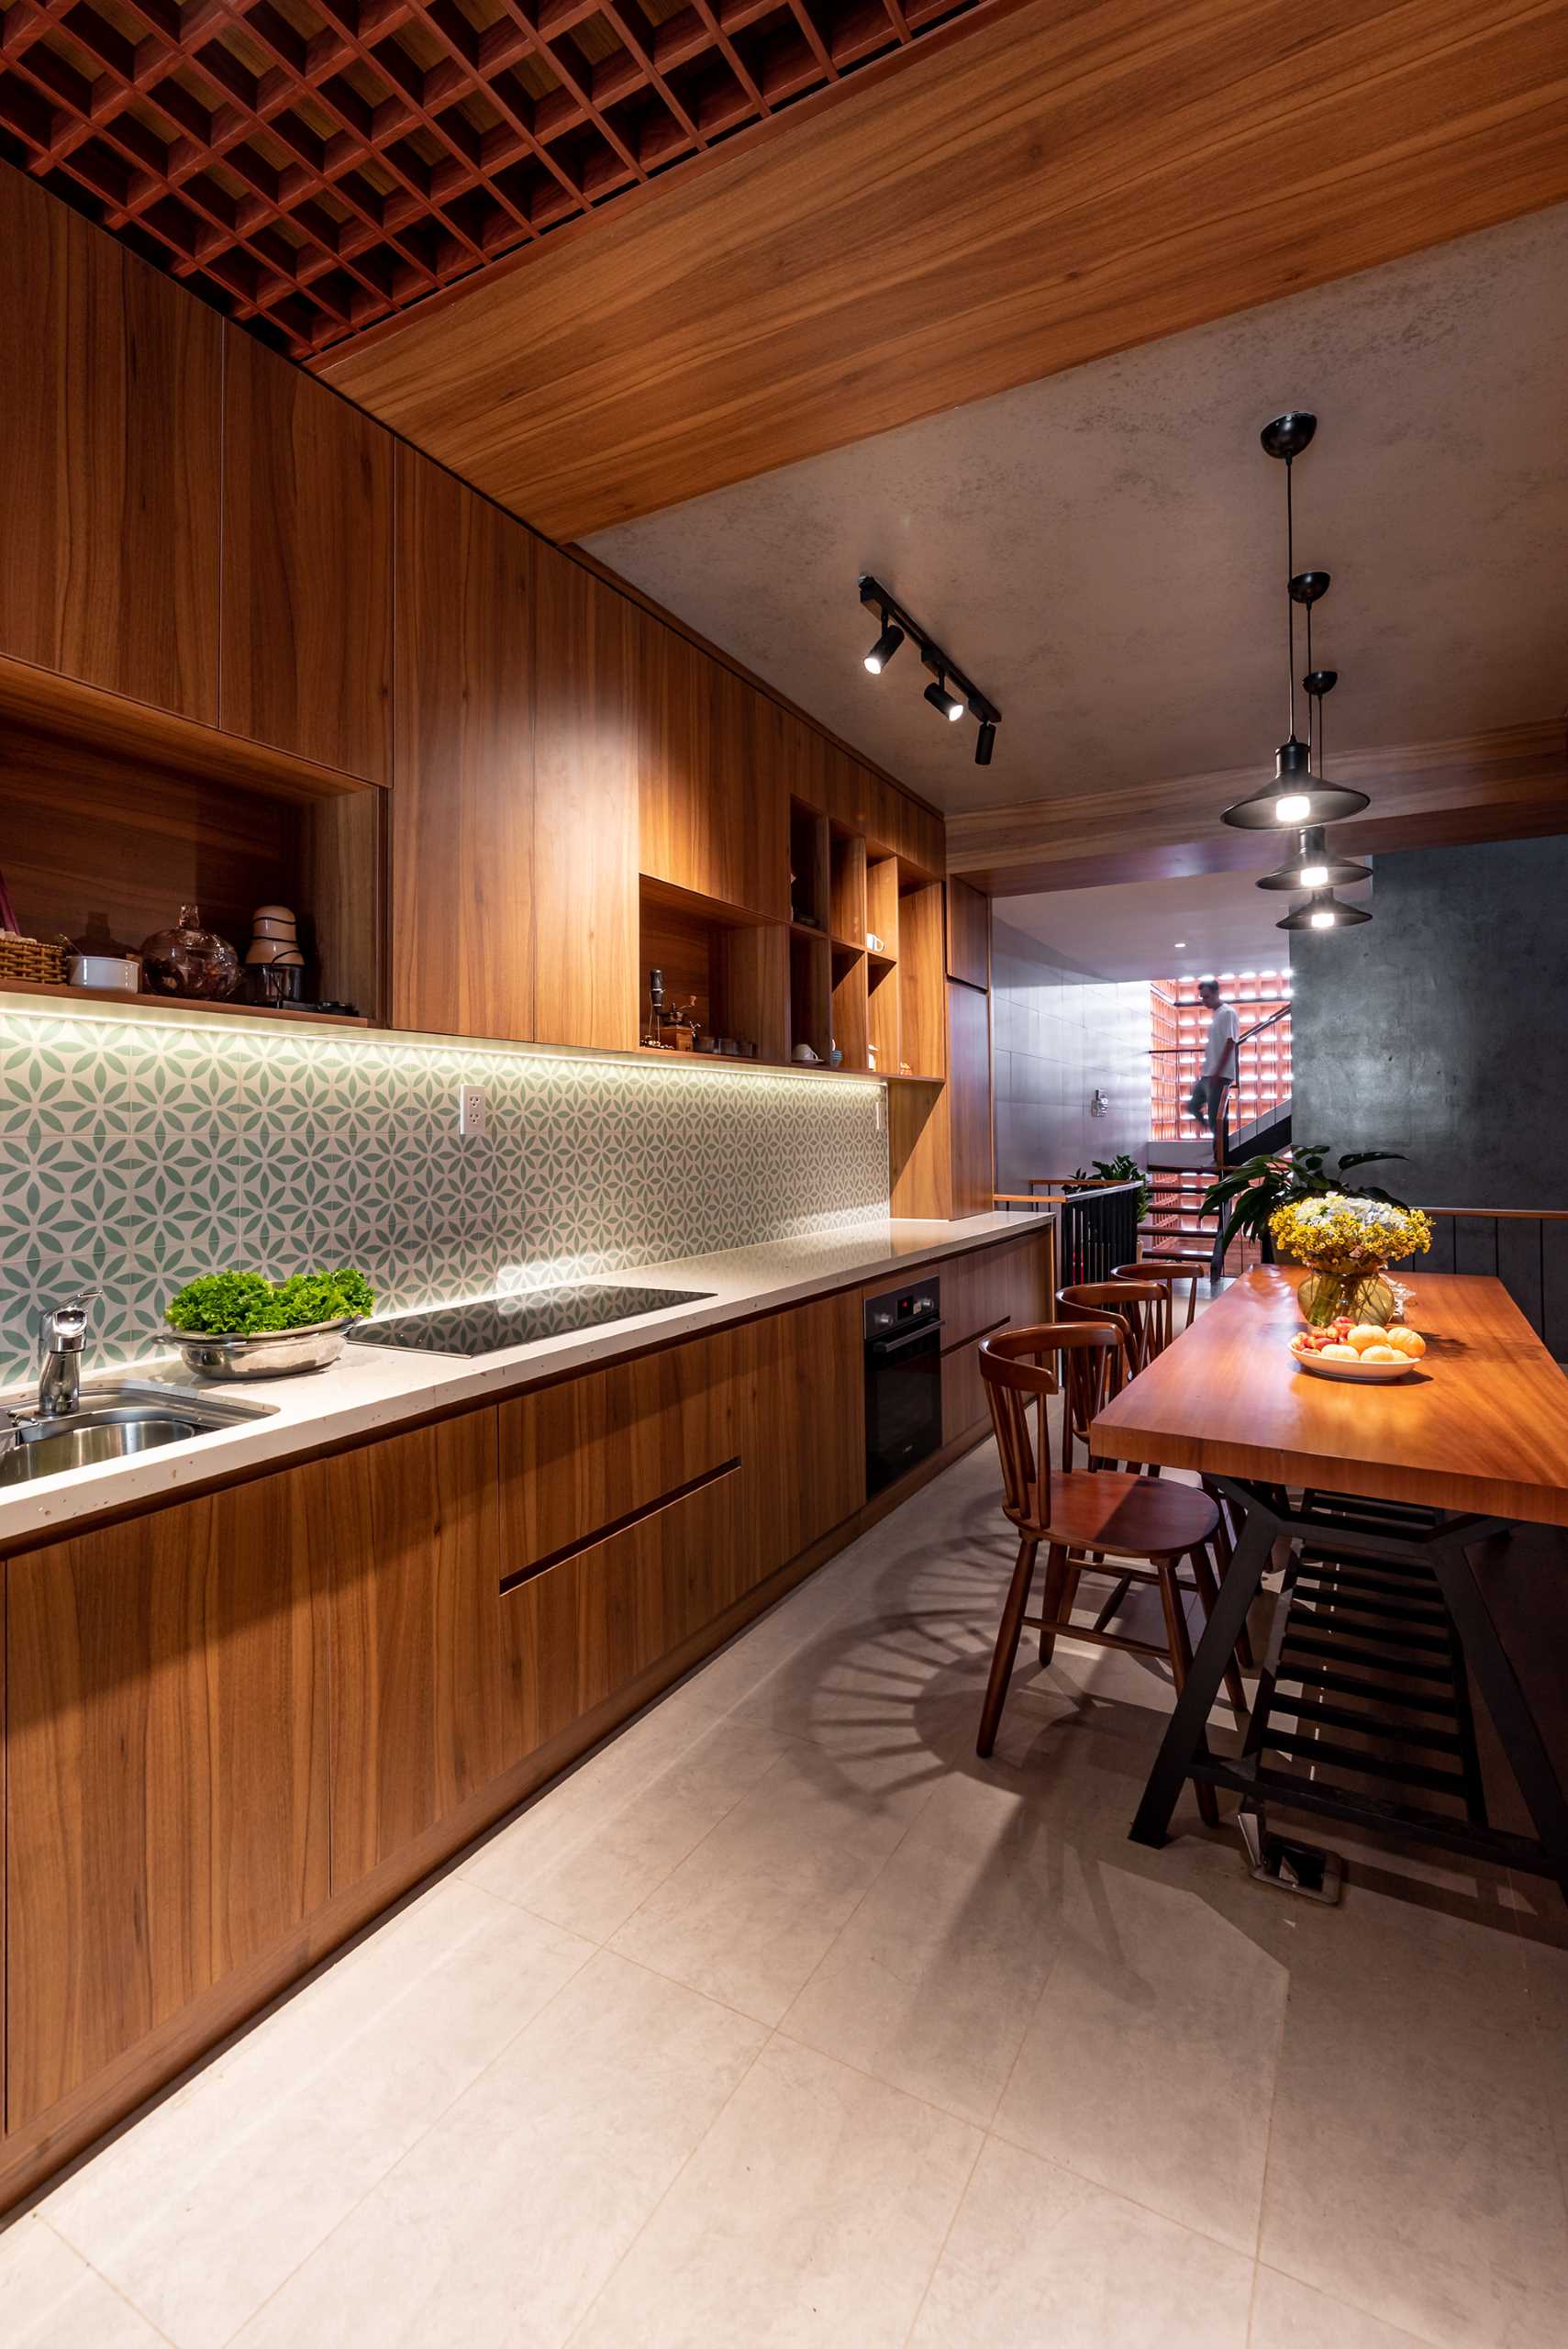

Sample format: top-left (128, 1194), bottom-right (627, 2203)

top-left (1113, 1258), bottom-right (1207, 1346)
top-left (1056, 1280), bottom-right (1167, 1458)
top-left (1103, 1262), bottom-right (1253, 1667)
top-left (976, 1325), bottom-right (1245, 1816)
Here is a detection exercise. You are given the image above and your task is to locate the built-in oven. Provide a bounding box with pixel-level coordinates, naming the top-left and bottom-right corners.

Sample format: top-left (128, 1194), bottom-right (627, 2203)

top-left (863, 1276), bottom-right (943, 1496)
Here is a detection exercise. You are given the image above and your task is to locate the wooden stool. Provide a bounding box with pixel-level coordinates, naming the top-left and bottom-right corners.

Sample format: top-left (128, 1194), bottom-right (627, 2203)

top-left (976, 1325), bottom-right (1246, 1818)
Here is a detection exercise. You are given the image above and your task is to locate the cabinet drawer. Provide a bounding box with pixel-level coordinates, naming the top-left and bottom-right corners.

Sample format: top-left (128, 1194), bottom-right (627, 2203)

top-left (497, 1464), bottom-right (743, 1765)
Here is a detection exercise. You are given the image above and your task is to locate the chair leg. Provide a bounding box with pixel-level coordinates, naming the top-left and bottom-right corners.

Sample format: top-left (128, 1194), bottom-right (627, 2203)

top-left (1156, 1555), bottom-right (1220, 1828)
top-left (1037, 1542), bottom-right (1072, 1666)
top-left (1092, 1575), bottom-right (1133, 1632)
top-left (978, 1536), bottom-right (1040, 1757)
top-left (1189, 1544), bottom-right (1250, 1723)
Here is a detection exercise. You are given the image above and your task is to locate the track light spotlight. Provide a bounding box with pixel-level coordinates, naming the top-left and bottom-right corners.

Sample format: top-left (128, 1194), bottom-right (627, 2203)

top-left (864, 620), bottom-right (905, 674)
top-left (856, 576), bottom-right (998, 756)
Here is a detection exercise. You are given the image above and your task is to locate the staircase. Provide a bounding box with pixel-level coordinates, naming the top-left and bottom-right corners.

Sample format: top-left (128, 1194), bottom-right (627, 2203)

top-left (1141, 1098), bottom-right (1293, 1275)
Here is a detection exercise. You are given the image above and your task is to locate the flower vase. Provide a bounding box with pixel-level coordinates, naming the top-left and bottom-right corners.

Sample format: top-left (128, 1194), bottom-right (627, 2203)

top-left (1297, 1266), bottom-right (1397, 1329)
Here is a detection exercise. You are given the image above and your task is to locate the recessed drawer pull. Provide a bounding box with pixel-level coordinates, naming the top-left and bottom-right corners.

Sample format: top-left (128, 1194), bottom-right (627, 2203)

top-left (498, 1456), bottom-right (742, 1595)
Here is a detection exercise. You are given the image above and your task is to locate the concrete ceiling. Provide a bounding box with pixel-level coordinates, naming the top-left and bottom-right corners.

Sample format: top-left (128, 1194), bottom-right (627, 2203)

top-left (584, 204), bottom-right (1568, 818)
top-left (997, 866), bottom-right (1369, 985)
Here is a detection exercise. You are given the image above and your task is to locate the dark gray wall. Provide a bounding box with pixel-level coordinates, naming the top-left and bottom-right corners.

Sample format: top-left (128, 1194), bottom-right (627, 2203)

top-left (1293, 837), bottom-right (1568, 1343)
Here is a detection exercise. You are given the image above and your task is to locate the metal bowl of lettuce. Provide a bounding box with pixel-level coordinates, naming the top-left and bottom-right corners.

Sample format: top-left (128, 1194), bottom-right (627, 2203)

top-left (164, 1268), bottom-right (374, 1380)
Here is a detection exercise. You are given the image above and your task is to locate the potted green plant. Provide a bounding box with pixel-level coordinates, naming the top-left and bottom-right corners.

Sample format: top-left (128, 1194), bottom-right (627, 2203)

top-left (1070, 1152), bottom-right (1153, 1222)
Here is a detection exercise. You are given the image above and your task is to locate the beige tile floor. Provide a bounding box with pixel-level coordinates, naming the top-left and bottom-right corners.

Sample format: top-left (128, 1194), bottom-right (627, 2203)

top-left (6, 1436), bottom-right (1568, 2348)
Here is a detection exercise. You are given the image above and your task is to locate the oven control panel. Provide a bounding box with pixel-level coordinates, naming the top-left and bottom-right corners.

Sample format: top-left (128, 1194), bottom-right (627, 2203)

top-left (863, 1280), bottom-right (940, 1340)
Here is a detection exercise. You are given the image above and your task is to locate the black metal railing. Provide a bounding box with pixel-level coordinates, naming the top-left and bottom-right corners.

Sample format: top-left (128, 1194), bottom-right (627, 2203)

top-left (1390, 1208), bottom-right (1568, 1363)
top-left (1057, 1180), bottom-right (1142, 1286)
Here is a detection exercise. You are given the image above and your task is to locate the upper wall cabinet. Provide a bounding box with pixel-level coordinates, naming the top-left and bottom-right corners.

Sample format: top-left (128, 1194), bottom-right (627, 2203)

top-left (222, 328), bottom-right (393, 784)
top-left (392, 450), bottom-right (534, 1040)
top-left (0, 167), bottom-right (221, 723)
top-left (532, 542), bottom-right (639, 1051)
top-left (946, 877), bottom-right (990, 990)
top-left (637, 617), bottom-right (787, 920)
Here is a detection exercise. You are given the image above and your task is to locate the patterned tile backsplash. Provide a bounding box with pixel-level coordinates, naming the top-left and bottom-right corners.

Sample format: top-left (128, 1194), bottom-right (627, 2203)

top-left (0, 1011), bottom-right (890, 1387)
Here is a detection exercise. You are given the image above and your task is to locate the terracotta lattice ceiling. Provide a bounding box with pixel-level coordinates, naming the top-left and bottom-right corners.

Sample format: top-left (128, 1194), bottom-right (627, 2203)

top-left (0, 0), bottom-right (987, 359)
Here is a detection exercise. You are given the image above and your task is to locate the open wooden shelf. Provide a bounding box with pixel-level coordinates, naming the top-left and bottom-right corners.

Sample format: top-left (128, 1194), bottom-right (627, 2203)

top-left (0, 649), bottom-right (375, 806)
top-left (0, 709), bottom-right (384, 1022)
top-left (638, 874), bottom-right (786, 1061)
top-left (0, 980), bottom-right (370, 1028)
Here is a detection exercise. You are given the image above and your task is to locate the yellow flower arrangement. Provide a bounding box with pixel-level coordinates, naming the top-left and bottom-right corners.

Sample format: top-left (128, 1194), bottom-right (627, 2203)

top-left (1270, 1192), bottom-right (1433, 1327)
top-left (1269, 1194), bottom-right (1433, 1274)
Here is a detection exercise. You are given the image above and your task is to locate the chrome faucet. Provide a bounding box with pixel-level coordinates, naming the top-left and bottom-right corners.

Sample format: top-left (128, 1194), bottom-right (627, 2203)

top-left (36, 1288), bottom-right (100, 1419)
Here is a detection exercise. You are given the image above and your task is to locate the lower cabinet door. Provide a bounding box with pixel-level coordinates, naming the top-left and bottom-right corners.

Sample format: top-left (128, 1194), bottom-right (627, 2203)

top-left (5, 1475), bottom-right (330, 2132)
top-left (309, 1412), bottom-right (505, 1896)
top-left (738, 1291), bottom-right (864, 1586)
top-left (940, 1233), bottom-right (1051, 1444)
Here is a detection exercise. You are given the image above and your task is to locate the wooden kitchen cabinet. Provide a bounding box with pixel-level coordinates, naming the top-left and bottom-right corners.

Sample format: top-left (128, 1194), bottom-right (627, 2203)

top-left (532, 541), bottom-right (640, 1049)
top-left (311, 1413), bottom-right (505, 1895)
top-left (0, 166), bottom-right (221, 723)
top-left (739, 1291), bottom-right (865, 1580)
top-left (940, 1231), bottom-right (1052, 1442)
top-left (222, 328), bottom-right (393, 783)
top-left (638, 616), bottom-right (788, 920)
top-left (946, 878), bottom-right (991, 990)
top-left (5, 1475), bottom-right (329, 2132)
top-left (495, 1329), bottom-right (749, 1763)
top-left (392, 450), bottom-right (535, 1038)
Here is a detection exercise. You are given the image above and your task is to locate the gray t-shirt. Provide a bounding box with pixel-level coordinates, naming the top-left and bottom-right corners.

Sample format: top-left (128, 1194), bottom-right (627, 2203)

top-left (1201, 1003), bottom-right (1239, 1078)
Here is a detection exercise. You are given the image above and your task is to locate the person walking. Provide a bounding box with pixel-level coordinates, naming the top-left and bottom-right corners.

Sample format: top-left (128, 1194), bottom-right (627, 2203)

top-left (1186, 978), bottom-right (1239, 1133)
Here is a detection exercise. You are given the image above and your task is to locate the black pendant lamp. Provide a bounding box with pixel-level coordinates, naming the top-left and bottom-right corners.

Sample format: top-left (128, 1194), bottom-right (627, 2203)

top-left (1222, 413), bottom-right (1370, 831)
top-left (1276, 888), bottom-right (1372, 931)
top-left (1256, 824), bottom-right (1371, 891)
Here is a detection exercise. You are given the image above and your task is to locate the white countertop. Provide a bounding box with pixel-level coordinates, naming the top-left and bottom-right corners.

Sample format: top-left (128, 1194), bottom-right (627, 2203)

top-left (0, 1212), bottom-right (1046, 1548)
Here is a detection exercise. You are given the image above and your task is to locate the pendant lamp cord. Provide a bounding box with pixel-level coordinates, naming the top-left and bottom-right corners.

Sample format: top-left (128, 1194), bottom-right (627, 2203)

top-left (1285, 454), bottom-right (1296, 741)
top-left (1305, 598), bottom-right (1315, 773)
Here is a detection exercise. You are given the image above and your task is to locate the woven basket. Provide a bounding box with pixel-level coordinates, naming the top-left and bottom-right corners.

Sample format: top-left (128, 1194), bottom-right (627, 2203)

top-left (0, 931), bottom-right (68, 985)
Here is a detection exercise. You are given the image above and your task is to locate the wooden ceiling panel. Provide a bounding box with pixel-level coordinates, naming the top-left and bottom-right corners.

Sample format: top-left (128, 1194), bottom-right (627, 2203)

top-left (0, 0), bottom-right (984, 357)
top-left (947, 723), bottom-right (1568, 897)
top-left (317, 0), bottom-right (1568, 540)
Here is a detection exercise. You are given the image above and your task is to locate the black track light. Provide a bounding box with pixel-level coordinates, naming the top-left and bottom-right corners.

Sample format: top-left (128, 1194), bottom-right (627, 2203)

top-left (1276, 887), bottom-right (1373, 932)
top-left (856, 575), bottom-right (998, 755)
top-left (864, 619), bottom-right (905, 674)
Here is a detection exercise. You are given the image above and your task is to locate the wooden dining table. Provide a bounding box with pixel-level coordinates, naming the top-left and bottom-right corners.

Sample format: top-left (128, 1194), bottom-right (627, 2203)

top-left (1090, 1266), bottom-right (1568, 1894)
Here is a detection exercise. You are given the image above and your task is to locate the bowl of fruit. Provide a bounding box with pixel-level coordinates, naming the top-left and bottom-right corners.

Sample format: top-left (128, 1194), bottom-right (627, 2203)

top-left (1289, 1319), bottom-right (1428, 1382)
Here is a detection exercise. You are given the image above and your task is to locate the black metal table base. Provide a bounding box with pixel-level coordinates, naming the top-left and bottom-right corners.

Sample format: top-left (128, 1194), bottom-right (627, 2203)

top-left (1129, 1479), bottom-right (1568, 1898)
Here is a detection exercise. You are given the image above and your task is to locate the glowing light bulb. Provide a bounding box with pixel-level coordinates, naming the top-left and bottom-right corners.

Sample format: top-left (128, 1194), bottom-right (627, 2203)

top-left (1275, 794), bottom-right (1312, 822)
top-left (1308, 907), bottom-right (1336, 930)
top-left (1299, 863), bottom-right (1329, 886)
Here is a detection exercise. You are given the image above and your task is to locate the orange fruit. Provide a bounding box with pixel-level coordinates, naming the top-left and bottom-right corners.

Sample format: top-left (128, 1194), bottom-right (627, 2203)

top-left (1346, 1325), bottom-right (1386, 1353)
top-left (1360, 1344), bottom-right (1404, 1363)
top-left (1385, 1327), bottom-right (1426, 1357)
top-left (1318, 1343), bottom-right (1360, 1361)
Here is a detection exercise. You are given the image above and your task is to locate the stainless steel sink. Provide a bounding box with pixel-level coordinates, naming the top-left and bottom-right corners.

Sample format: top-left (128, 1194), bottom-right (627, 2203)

top-left (0, 1382), bottom-right (276, 1487)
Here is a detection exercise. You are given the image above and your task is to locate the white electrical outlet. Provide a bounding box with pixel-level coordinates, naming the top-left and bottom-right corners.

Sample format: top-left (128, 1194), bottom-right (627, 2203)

top-left (458, 1085), bottom-right (487, 1140)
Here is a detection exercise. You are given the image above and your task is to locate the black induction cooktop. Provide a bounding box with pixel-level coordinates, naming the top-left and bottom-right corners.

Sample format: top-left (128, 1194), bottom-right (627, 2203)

top-left (348, 1284), bottom-right (714, 1358)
